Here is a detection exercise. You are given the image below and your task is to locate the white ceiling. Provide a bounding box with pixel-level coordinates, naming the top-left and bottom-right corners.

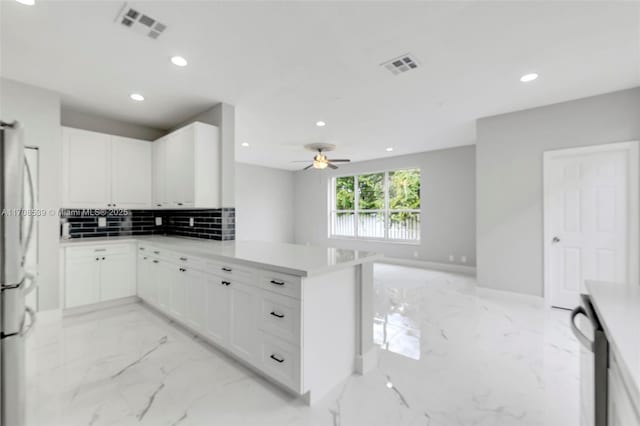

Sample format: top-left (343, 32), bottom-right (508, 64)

top-left (2, 1), bottom-right (639, 169)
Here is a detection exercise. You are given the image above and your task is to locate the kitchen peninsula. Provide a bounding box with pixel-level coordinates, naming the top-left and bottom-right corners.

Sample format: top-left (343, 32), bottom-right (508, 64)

top-left (59, 236), bottom-right (381, 404)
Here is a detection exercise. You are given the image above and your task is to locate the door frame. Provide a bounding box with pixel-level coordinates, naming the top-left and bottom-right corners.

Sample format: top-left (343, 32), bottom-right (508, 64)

top-left (543, 141), bottom-right (640, 307)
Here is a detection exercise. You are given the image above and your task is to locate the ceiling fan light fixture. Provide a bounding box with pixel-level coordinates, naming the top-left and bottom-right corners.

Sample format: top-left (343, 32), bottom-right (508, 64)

top-left (313, 160), bottom-right (329, 169)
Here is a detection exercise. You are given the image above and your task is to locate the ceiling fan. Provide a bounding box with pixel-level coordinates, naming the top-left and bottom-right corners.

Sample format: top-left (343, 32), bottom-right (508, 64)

top-left (295, 143), bottom-right (351, 170)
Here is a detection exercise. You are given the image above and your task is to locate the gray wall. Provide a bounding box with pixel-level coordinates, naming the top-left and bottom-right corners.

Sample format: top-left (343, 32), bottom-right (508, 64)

top-left (235, 163), bottom-right (295, 243)
top-left (1, 78), bottom-right (62, 311)
top-left (171, 103), bottom-right (236, 207)
top-left (293, 145), bottom-right (476, 266)
top-left (61, 107), bottom-right (165, 141)
top-left (476, 87), bottom-right (640, 296)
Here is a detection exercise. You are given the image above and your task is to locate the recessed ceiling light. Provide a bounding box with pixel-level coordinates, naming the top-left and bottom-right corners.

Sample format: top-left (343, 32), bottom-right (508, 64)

top-left (171, 56), bottom-right (188, 67)
top-left (15, 0), bottom-right (35, 5)
top-left (129, 93), bottom-right (145, 101)
top-left (520, 73), bottom-right (538, 83)
top-left (316, 121), bottom-right (326, 127)
top-left (241, 142), bottom-right (249, 147)
top-left (386, 147), bottom-right (393, 152)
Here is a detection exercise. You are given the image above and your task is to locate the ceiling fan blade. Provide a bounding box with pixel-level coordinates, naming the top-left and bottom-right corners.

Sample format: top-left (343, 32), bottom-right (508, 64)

top-left (302, 164), bottom-right (314, 170)
top-left (328, 159), bottom-right (351, 162)
top-left (327, 163), bottom-right (338, 170)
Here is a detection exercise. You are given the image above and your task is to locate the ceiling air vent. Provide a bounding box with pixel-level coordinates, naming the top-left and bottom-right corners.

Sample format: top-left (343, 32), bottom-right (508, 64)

top-left (381, 53), bottom-right (420, 75)
top-left (115, 2), bottom-right (167, 40)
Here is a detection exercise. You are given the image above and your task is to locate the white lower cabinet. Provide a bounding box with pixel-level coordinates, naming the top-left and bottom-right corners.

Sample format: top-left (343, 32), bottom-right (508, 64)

top-left (204, 274), bottom-right (230, 345)
top-left (100, 253), bottom-right (136, 302)
top-left (609, 352), bottom-right (640, 426)
top-left (155, 260), bottom-right (172, 312)
top-left (228, 280), bottom-right (260, 363)
top-left (65, 255), bottom-right (101, 308)
top-left (64, 244), bottom-right (136, 308)
top-left (185, 270), bottom-right (207, 332)
top-left (169, 265), bottom-right (187, 321)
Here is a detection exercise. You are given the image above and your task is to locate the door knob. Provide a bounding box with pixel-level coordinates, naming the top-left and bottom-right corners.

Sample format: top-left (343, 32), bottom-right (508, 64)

top-left (552, 236), bottom-right (560, 243)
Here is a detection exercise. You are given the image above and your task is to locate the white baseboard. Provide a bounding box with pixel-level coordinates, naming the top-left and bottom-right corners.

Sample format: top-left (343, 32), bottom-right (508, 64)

top-left (355, 347), bottom-right (379, 375)
top-left (36, 309), bottom-right (62, 324)
top-left (63, 296), bottom-right (140, 317)
top-left (378, 257), bottom-right (476, 276)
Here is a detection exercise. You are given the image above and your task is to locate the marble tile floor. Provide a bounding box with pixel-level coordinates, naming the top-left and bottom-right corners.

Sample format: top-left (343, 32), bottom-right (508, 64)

top-left (25, 264), bottom-right (580, 426)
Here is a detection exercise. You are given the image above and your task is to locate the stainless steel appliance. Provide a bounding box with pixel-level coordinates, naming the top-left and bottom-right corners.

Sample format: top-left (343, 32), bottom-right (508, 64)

top-left (1, 120), bottom-right (37, 426)
top-left (571, 294), bottom-right (609, 426)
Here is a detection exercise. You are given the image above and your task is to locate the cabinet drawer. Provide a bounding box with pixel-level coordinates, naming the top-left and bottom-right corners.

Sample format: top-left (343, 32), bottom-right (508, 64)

top-left (259, 272), bottom-right (301, 299)
top-left (259, 333), bottom-right (301, 393)
top-left (259, 291), bottom-right (301, 345)
top-left (67, 244), bottom-right (133, 259)
top-left (210, 261), bottom-right (255, 284)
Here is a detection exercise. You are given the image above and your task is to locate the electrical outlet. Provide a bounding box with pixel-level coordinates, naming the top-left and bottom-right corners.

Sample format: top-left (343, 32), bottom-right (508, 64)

top-left (461, 256), bottom-right (467, 264)
top-left (448, 254), bottom-right (454, 262)
top-left (155, 217), bottom-right (162, 226)
top-left (189, 217), bottom-right (194, 227)
top-left (98, 217), bottom-right (107, 228)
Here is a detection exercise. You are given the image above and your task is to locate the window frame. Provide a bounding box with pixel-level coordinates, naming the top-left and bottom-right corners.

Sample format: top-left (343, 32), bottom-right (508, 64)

top-left (329, 168), bottom-right (421, 244)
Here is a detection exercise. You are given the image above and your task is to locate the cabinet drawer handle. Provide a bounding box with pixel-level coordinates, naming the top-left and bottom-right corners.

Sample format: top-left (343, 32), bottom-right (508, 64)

top-left (95, 257), bottom-right (100, 261)
top-left (153, 251), bottom-right (160, 254)
top-left (221, 267), bottom-right (232, 272)
top-left (101, 257), bottom-right (106, 260)
top-left (270, 311), bottom-right (285, 319)
top-left (153, 260), bottom-right (159, 264)
top-left (270, 354), bottom-right (284, 363)
top-left (179, 267), bottom-right (186, 272)
top-left (139, 247), bottom-right (145, 251)
top-left (179, 257), bottom-right (188, 261)
top-left (221, 281), bottom-right (231, 286)
top-left (270, 280), bottom-right (285, 286)
top-left (94, 248), bottom-right (106, 252)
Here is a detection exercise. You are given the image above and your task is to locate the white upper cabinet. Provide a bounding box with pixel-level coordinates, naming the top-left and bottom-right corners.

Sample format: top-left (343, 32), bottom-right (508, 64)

top-left (152, 122), bottom-right (220, 208)
top-left (111, 136), bottom-right (151, 208)
top-left (152, 137), bottom-right (168, 208)
top-left (62, 127), bottom-right (152, 209)
top-left (62, 127), bottom-right (111, 208)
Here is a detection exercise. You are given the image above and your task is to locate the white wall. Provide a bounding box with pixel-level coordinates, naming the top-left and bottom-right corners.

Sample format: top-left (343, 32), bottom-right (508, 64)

top-left (235, 163), bottom-right (295, 243)
top-left (0, 78), bottom-right (62, 311)
top-left (61, 107), bottom-right (165, 140)
top-left (476, 87), bottom-right (640, 296)
top-left (293, 146), bottom-right (476, 266)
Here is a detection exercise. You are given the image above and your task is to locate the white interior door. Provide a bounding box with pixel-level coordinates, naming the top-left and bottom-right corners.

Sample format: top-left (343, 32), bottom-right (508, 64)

top-left (544, 142), bottom-right (639, 309)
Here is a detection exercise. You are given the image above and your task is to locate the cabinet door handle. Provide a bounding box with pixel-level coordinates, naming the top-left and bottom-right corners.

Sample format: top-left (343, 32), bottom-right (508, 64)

top-left (101, 257), bottom-right (106, 260)
top-left (270, 280), bottom-right (285, 286)
top-left (153, 260), bottom-right (159, 264)
top-left (177, 202), bottom-right (183, 206)
top-left (270, 354), bottom-right (284, 363)
top-left (153, 251), bottom-right (160, 255)
top-left (179, 257), bottom-right (188, 261)
top-left (156, 204), bottom-right (162, 207)
top-left (95, 257), bottom-right (100, 261)
top-left (221, 281), bottom-right (230, 286)
top-left (270, 311), bottom-right (284, 319)
top-left (221, 267), bottom-right (232, 272)
top-left (143, 257), bottom-right (148, 260)
top-left (179, 267), bottom-right (186, 272)
top-left (139, 247), bottom-right (145, 251)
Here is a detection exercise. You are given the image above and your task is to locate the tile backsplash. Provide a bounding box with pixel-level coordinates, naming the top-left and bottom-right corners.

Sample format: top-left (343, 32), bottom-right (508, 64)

top-left (60, 208), bottom-right (235, 241)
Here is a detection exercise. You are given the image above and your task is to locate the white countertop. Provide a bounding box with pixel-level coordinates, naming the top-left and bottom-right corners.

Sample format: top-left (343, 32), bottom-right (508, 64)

top-left (59, 236), bottom-right (382, 277)
top-left (586, 281), bottom-right (640, 404)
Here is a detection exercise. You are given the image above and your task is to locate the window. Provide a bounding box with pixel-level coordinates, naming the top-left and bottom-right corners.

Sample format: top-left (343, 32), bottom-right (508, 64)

top-left (330, 168), bottom-right (420, 242)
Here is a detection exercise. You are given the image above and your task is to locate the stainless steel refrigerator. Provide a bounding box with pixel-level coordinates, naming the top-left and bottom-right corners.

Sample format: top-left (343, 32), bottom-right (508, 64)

top-left (1, 120), bottom-right (37, 426)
